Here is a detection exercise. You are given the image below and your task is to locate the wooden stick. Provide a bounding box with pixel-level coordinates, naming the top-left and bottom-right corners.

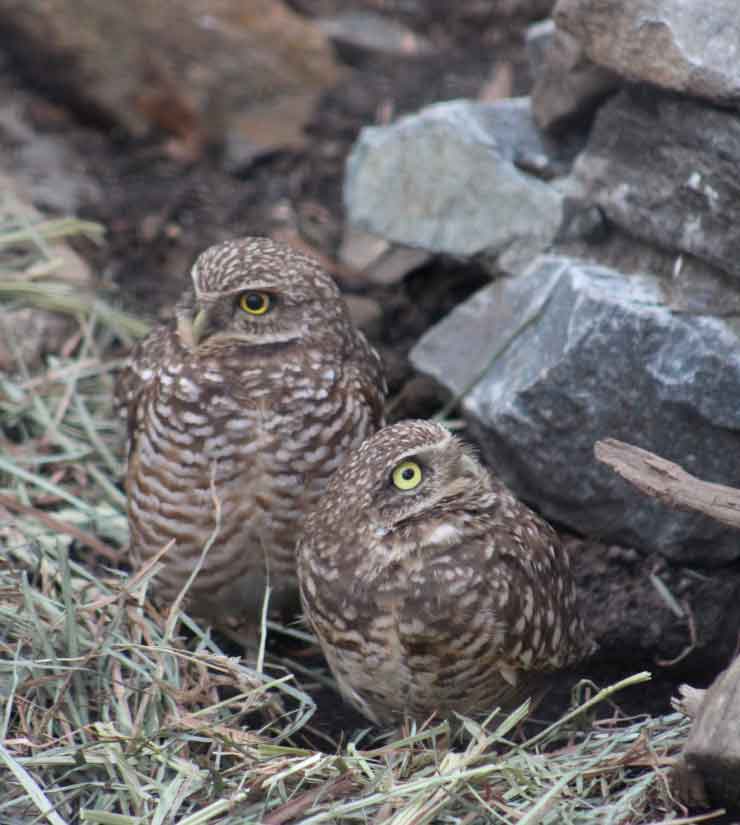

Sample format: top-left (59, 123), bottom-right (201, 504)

top-left (594, 438), bottom-right (740, 530)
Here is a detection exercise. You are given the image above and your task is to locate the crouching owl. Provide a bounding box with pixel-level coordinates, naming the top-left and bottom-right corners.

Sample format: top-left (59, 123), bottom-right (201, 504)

top-left (297, 419), bottom-right (594, 724)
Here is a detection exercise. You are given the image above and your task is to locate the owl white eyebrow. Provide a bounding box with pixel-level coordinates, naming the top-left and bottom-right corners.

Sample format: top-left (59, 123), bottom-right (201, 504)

top-left (195, 287), bottom-right (276, 300)
top-left (392, 441), bottom-right (446, 466)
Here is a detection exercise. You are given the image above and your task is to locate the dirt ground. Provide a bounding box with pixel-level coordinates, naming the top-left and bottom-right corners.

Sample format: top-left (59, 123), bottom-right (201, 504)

top-left (2, 0), bottom-right (737, 734)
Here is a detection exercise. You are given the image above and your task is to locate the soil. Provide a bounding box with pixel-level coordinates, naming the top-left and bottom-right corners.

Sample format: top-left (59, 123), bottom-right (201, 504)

top-left (2, 0), bottom-right (738, 737)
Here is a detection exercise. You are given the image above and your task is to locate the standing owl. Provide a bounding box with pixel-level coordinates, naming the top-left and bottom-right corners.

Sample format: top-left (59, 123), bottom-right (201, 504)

top-left (297, 419), bottom-right (594, 725)
top-left (116, 237), bottom-right (385, 636)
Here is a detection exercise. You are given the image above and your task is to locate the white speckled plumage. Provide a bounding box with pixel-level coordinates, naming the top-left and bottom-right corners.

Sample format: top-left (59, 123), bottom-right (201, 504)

top-left (116, 237), bottom-right (385, 630)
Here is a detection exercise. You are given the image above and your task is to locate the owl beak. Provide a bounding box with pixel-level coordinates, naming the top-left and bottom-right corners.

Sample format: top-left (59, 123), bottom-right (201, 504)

top-left (177, 307), bottom-right (211, 349)
top-left (190, 308), bottom-right (210, 346)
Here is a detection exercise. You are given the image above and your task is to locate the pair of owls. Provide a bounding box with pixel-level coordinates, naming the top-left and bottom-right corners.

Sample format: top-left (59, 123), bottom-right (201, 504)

top-left (117, 237), bottom-right (592, 726)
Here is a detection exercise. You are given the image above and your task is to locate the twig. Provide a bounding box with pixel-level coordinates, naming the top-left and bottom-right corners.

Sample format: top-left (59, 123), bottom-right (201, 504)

top-left (656, 603), bottom-right (698, 668)
top-left (594, 438), bottom-right (740, 530)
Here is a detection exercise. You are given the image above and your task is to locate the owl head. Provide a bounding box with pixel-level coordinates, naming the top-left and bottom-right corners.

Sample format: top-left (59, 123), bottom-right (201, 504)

top-left (313, 420), bottom-right (494, 537)
top-left (176, 237), bottom-right (349, 350)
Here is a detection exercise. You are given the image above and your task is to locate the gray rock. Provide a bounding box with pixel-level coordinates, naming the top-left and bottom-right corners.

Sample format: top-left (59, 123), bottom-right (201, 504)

top-left (410, 255), bottom-right (740, 564)
top-left (526, 19), bottom-right (557, 75)
top-left (556, 226), bottom-right (740, 317)
top-left (554, 0), bottom-right (740, 106)
top-left (528, 21), bottom-right (620, 132)
top-left (574, 89), bottom-right (740, 280)
top-left (344, 98), bottom-right (565, 259)
top-left (318, 11), bottom-right (433, 62)
top-left (338, 227), bottom-right (431, 287)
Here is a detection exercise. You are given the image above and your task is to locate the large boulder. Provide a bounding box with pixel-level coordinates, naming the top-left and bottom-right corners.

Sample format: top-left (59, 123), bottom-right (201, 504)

top-left (554, 0), bottom-right (740, 107)
top-left (410, 255), bottom-right (740, 564)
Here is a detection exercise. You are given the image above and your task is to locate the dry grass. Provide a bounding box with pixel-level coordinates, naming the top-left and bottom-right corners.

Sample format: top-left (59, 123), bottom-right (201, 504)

top-left (0, 206), bottom-right (717, 824)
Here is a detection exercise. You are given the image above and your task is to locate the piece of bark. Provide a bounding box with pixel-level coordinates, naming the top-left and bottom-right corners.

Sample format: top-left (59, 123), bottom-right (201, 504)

top-left (594, 438), bottom-right (740, 531)
top-left (672, 655), bottom-right (740, 810)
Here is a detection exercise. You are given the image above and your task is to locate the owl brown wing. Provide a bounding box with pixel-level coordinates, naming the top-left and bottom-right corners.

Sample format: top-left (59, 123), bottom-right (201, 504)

top-left (351, 331), bottom-right (387, 429)
top-left (396, 526), bottom-right (584, 679)
top-left (481, 500), bottom-right (592, 670)
top-left (114, 327), bottom-right (171, 455)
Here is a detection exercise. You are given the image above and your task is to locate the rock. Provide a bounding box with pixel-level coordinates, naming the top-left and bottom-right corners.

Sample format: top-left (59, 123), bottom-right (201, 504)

top-left (0, 0), bottom-right (338, 145)
top-left (573, 88), bottom-right (740, 280)
top-left (554, 0), bottom-right (740, 107)
top-left (318, 11), bottom-right (433, 66)
top-left (338, 228), bottom-right (391, 274)
top-left (364, 246), bottom-right (432, 286)
top-left (410, 254), bottom-right (740, 564)
top-left (338, 227), bottom-right (431, 287)
top-left (344, 97), bottom-right (566, 261)
top-left (528, 20), bottom-right (620, 132)
top-left (223, 92), bottom-right (317, 172)
top-left (673, 655), bottom-right (740, 810)
top-left (557, 226), bottom-right (740, 317)
top-left (525, 19), bottom-right (557, 73)
top-left (555, 198), bottom-right (609, 245)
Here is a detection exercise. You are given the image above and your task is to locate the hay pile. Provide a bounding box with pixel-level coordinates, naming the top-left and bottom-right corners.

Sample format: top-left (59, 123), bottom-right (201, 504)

top-left (0, 209), bottom-right (706, 824)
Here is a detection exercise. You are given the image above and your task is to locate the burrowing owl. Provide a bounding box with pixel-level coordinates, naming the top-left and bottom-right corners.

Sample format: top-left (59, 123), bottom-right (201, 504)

top-left (116, 237), bottom-right (385, 634)
top-left (297, 419), bottom-right (593, 725)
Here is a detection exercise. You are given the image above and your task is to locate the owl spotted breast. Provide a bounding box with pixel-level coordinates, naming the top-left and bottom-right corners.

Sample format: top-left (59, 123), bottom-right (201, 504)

top-left (116, 237), bottom-right (385, 634)
top-left (297, 419), bottom-right (594, 725)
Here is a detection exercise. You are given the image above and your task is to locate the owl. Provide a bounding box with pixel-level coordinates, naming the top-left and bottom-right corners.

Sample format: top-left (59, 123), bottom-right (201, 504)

top-left (116, 237), bottom-right (386, 637)
top-left (297, 419), bottom-right (594, 725)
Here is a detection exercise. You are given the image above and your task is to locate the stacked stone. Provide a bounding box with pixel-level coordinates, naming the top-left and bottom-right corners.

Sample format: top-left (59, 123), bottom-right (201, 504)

top-left (344, 0), bottom-right (740, 569)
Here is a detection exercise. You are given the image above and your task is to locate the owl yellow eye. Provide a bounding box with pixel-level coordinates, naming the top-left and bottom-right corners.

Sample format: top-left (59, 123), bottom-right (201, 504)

top-left (392, 460), bottom-right (423, 491)
top-left (239, 291), bottom-right (271, 316)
